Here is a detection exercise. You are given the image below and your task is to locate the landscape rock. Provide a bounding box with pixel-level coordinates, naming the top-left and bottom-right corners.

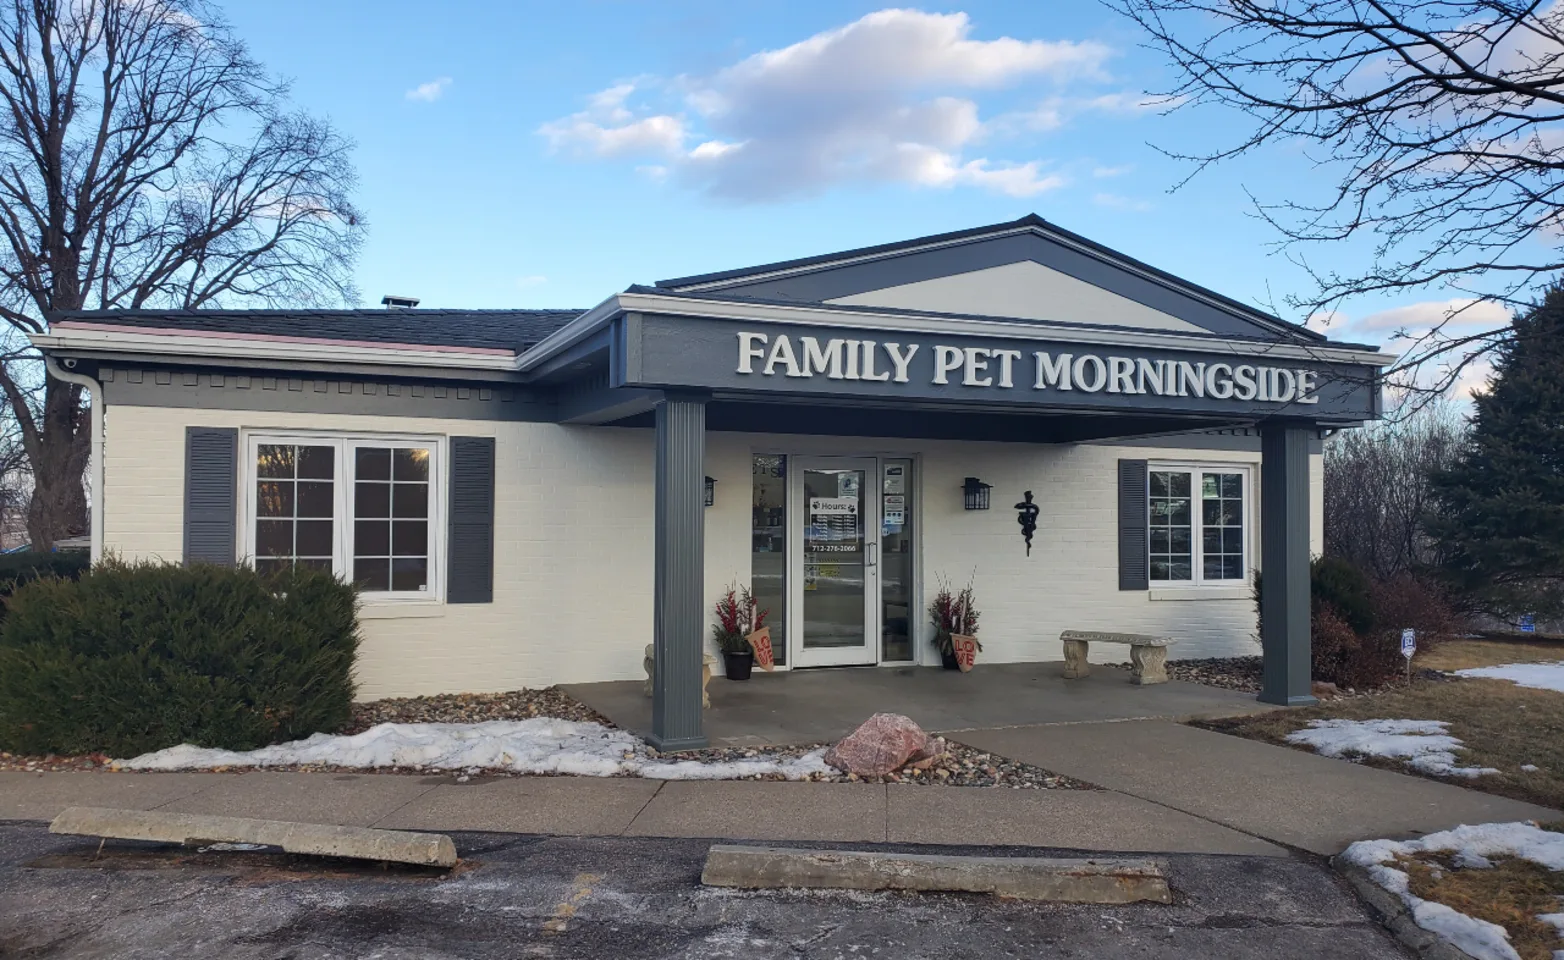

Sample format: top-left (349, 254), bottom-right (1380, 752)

top-left (1312, 681), bottom-right (1341, 699)
top-left (824, 713), bottom-right (934, 777)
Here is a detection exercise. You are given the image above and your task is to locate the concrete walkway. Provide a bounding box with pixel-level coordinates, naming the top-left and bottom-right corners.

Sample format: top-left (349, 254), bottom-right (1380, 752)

top-left (3, 718), bottom-right (1556, 858)
top-left (0, 769), bottom-right (1283, 857)
top-left (954, 720), bottom-right (1558, 856)
top-left (567, 663), bottom-right (1270, 747)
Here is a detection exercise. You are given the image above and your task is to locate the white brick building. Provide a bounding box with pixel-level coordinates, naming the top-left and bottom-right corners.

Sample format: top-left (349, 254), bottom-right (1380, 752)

top-left (36, 216), bottom-right (1383, 748)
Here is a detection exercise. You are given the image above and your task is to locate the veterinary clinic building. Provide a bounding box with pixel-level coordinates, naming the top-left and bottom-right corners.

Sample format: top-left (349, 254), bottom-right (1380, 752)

top-left (35, 215), bottom-right (1384, 749)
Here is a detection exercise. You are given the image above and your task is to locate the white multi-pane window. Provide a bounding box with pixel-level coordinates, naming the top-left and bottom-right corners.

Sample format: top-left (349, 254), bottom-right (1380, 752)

top-left (1148, 465), bottom-right (1249, 585)
top-left (245, 434), bottom-right (442, 599)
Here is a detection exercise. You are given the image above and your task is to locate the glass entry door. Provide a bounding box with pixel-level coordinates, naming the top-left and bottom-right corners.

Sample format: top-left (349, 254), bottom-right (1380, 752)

top-left (790, 457), bottom-right (880, 667)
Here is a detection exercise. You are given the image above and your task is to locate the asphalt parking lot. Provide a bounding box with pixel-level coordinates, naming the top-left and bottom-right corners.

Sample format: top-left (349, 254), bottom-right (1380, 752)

top-left (0, 822), bottom-right (1410, 959)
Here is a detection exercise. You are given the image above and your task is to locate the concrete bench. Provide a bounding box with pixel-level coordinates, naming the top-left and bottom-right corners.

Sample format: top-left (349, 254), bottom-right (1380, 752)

top-left (1060, 631), bottom-right (1177, 685)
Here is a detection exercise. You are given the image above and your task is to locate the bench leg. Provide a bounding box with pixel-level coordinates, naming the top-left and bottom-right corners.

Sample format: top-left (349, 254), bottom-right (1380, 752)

top-left (1130, 645), bottom-right (1168, 685)
top-left (1062, 639), bottom-right (1090, 679)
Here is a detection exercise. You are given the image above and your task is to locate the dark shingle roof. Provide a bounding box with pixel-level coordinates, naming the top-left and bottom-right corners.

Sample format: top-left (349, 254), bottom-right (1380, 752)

top-left (53, 308), bottom-right (586, 353)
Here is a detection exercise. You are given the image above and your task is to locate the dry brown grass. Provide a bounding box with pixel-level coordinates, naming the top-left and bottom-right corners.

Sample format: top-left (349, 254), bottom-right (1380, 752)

top-left (1201, 677), bottom-right (1564, 809)
top-left (1401, 853), bottom-right (1564, 960)
top-left (1419, 638), bottom-right (1564, 672)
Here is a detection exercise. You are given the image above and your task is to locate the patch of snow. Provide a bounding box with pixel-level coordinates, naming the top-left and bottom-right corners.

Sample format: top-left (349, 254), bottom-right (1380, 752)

top-left (1345, 823), bottom-right (1564, 960)
top-left (1540, 912), bottom-right (1564, 937)
top-left (1286, 719), bottom-right (1499, 777)
top-left (1455, 661), bottom-right (1564, 694)
top-left (115, 719), bottom-right (834, 781)
top-left (1524, 764), bottom-right (1542, 773)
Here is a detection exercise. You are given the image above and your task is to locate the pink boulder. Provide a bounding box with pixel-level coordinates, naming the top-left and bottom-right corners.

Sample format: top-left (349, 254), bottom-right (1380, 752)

top-left (824, 713), bottom-right (934, 777)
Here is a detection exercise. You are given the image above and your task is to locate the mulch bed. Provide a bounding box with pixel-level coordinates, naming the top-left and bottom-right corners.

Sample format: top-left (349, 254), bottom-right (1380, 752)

top-left (2, 686), bottom-right (1092, 789)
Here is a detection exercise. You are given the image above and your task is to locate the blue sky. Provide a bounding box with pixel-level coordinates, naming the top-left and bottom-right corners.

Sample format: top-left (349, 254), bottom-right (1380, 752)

top-left (222, 1), bottom-right (1505, 366)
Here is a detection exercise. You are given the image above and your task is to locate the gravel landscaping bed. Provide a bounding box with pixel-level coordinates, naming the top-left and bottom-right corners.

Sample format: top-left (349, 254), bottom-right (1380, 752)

top-left (345, 687), bottom-right (611, 732)
top-left (1108, 656), bottom-right (1263, 692)
top-left (4, 686), bottom-right (1091, 789)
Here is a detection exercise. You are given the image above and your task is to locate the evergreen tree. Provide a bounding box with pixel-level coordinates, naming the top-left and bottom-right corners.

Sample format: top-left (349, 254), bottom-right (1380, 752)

top-left (1428, 288), bottom-right (1564, 621)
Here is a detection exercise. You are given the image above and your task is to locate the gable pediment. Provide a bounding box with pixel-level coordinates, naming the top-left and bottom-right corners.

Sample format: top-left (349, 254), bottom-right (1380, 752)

top-left (825, 260), bottom-right (1204, 333)
top-left (658, 217), bottom-right (1318, 344)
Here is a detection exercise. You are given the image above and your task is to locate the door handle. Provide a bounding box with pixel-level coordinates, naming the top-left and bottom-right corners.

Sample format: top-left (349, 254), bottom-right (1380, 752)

top-left (867, 541), bottom-right (878, 569)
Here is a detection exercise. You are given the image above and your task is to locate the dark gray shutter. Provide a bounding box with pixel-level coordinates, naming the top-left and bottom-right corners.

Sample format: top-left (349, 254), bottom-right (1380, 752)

top-left (184, 427), bottom-right (238, 566)
top-left (447, 436), bottom-right (496, 603)
top-left (1118, 459), bottom-right (1149, 591)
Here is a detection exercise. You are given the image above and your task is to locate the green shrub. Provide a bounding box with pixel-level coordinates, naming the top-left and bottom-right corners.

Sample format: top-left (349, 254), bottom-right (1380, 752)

top-left (0, 550), bottom-right (90, 605)
top-left (1255, 557), bottom-right (1460, 689)
top-left (1311, 556), bottom-right (1377, 635)
top-left (0, 559), bottom-right (359, 757)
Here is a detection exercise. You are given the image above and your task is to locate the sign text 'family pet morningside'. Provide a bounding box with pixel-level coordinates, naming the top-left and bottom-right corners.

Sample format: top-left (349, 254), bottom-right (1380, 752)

top-left (735, 332), bottom-right (1322, 405)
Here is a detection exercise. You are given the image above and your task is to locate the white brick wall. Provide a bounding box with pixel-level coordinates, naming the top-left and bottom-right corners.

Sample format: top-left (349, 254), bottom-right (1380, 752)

top-left (102, 403), bottom-right (1320, 697)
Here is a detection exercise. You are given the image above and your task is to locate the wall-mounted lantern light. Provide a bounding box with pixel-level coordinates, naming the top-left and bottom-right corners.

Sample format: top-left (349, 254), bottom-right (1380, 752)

top-left (704, 476), bottom-right (717, 507)
top-left (962, 477), bottom-right (992, 511)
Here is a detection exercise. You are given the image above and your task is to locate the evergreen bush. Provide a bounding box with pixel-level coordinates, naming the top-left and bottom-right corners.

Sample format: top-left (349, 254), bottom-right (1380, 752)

top-left (0, 550), bottom-right (90, 605)
top-left (1429, 287), bottom-right (1564, 620)
top-left (0, 559), bottom-right (358, 757)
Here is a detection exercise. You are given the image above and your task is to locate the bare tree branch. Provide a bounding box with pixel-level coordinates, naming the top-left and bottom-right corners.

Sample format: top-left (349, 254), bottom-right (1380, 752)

top-left (1107, 0), bottom-right (1564, 399)
top-left (0, 0), bottom-right (363, 547)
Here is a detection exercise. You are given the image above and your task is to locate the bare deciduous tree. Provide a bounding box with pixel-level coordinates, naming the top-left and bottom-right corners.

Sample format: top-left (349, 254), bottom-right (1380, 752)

top-left (1107, 0), bottom-right (1564, 396)
top-left (1324, 399), bottom-right (1467, 578)
top-left (0, 0), bottom-right (363, 548)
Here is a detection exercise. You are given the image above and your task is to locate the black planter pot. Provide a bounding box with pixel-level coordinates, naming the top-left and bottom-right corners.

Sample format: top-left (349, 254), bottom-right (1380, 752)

top-left (724, 650), bottom-right (755, 681)
top-left (940, 651), bottom-right (960, 671)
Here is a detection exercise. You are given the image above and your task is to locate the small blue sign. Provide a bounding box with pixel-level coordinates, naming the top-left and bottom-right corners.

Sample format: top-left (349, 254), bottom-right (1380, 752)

top-left (1521, 614), bottom-right (1537, 634)
top-left (1400, 628), bottom-right (1416, 659)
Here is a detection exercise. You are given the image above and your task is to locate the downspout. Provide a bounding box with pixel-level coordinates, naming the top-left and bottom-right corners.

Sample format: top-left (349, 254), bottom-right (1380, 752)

top-left (42, 357), bottom-right (103, 565)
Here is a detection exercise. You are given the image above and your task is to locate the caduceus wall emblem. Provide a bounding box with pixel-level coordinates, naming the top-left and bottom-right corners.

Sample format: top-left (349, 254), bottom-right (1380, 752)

top-left (1015, 491), bottom-right (1040, 556)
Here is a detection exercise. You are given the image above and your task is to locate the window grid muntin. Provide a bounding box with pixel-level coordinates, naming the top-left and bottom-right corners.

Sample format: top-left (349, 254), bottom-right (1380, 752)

top-left (253, 443), bottom-right (336, 577)
top-left (1148, 465), bottom-right (1248, 587)
top-left (245, 433), bottom-right (442, 600)
top-left (351, 445), bottom-right (433, 593)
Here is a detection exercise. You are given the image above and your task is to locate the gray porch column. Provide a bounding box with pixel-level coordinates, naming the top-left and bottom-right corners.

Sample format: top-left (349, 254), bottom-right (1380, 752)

top-left (1259, 421), bottom-right (1318, 706)
top-left (650, 392), bottom-right (709, 750)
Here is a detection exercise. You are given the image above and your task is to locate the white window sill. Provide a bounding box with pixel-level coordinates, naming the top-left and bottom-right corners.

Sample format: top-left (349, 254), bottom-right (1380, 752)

top-left (1148, 586), bottom-right (1251, 602)
top-left (359, 601), bottom-right (446, 619)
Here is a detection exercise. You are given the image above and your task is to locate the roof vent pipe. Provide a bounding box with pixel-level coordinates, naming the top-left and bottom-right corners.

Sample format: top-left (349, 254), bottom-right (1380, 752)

top-left (381, 295), bottom-right (420, 309)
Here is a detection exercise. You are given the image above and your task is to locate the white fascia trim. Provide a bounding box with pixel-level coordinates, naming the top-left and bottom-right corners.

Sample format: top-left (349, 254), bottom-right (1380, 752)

top-left (29, 330), bottom-right (519, 371)
top-left (668, 224), bottom-right (1307, 341)
top-left (555, 292), bottom-right (1387, 367)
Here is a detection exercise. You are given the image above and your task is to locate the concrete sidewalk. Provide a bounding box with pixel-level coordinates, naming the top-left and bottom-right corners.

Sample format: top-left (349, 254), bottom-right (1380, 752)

top-left (0, 769), bottom-right (1283, 857)
top-left (954, 720), bottom-right (1558, 855)
top-left (3, 718), bottom-right (1553, 858)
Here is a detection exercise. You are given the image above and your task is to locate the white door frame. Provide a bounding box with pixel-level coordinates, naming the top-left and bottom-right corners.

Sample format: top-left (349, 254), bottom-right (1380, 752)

top-left (788, 456), bottom-right (881, 668)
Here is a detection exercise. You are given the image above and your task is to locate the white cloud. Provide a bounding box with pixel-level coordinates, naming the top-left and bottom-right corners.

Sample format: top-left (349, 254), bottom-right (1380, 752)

top-left (406, 77), bottom-right (453, 103)
top-left (1320, 298), bottom-right (1513, 341)
top-left (1093, 164), bottom-right (1133, 178)
top-left (1092, 191), bottom-right (1151, 211)
top-left (537, 9), bottom-right (1119, 200)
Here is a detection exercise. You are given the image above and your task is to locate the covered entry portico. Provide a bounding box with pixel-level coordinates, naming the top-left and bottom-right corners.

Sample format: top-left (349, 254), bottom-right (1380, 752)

top-left (520, 217), bottom-right (1385, 749)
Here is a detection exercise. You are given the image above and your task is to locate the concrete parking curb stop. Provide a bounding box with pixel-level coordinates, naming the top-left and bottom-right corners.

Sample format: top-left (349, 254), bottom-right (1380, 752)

top-left (49, 806), bottom-right (458, 868)
top-left (1332, 858), bottom-right (1477, 960)
top-left (700, 845), bottom-right (1172, 903)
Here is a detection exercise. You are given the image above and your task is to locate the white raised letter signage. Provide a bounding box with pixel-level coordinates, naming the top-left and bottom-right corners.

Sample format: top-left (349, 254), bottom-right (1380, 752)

top-left (733, 332), bottom-right (1322, 405)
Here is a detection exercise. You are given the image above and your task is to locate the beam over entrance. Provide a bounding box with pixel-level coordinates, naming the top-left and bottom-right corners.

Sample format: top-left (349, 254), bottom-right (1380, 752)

top-left (650, 392), bottom-right (709, 750)
top-left (1259, 421), bottom-right (1316, 706)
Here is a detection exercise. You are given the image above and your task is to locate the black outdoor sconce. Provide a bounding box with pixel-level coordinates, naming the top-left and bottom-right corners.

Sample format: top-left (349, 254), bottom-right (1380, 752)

top-left (704, 476), bottom-right (716, 507)
top-left (962, 477), bottom-right (992, 511)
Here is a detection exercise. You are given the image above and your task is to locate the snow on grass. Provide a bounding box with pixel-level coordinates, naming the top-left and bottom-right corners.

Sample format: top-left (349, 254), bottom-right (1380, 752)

top-left (1285, 718), bottom-right (1500, 777)
top-left (1456, 661), bottom-right (1564, 695)
top-left (1344, 823), bottom-right (1564, 960)
top-left (116, 719), bottom-right (835, 781)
